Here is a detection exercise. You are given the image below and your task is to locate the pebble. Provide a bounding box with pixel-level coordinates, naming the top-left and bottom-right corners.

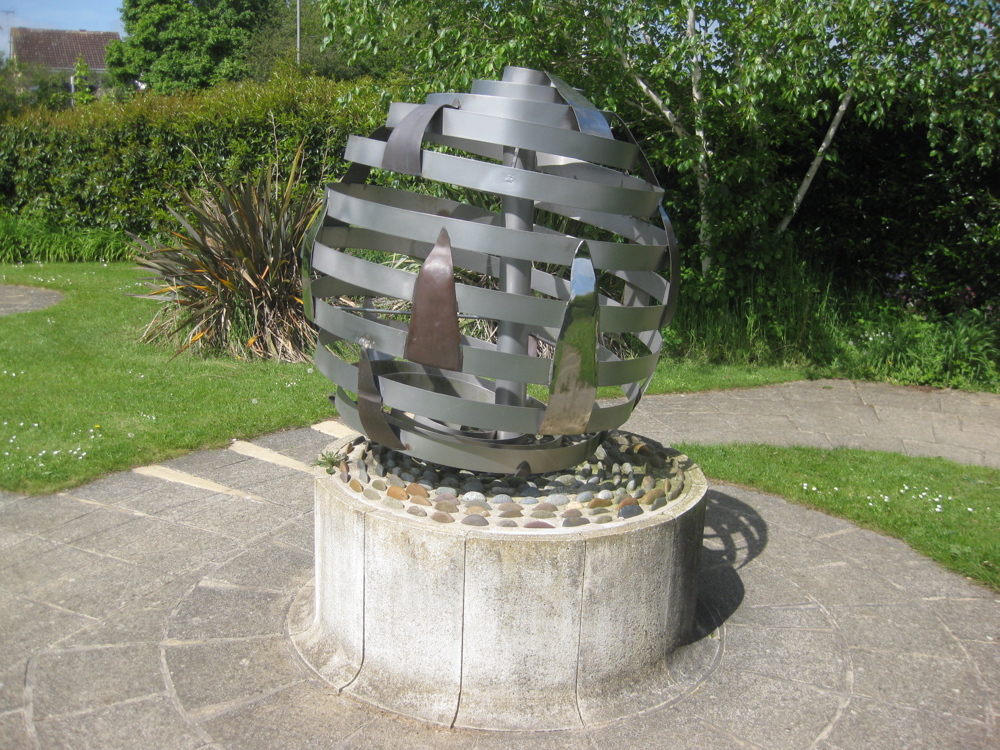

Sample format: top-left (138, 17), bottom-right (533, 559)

top-left (644, 488), bottom-right (665, 503)
top-left (490, 494), bottom-right (513, 505)
top-left (498, 510), bottom-right (523, 518)
top-left (619, 504), bottom-right (643, 519)
top-left (406, 483), bottom-right (430, 498)
top-left (406, 506), bottom-right (427, 517)
top-left (498, 502), bottom-right (523, 512)
top-left (349, 479), bottom-right (363, 493)
top-left (588, 497), bottom-right (613, 508)
top-left (410, 496), bottom-right (431, 506)
top-left (563, 517), bottom-right (590, 527)
top-left (530, 510), bottom-right (555, 519)
top-left (524, 521), bottom-right (554, 529)
top-left (363, 488), bottom-right (381, 501)
top-left (596, 490), bottom-right (614, 501)
top-left (641, 475), bottom-right (657, 491)
top-left (461, 514), bottom-right (489, 526)
top-left (535, 502), bottom-right (558, 512)
top-left (434, 501), bottom-right (460, 513)
top-left (667, 479), bottom-right (683, 501)
top-left (497, 520), bottom-right (518, 528)
top-left (466, 506), bottom-right (490, 516)
top-left (548, 493), bottom-right (570, 506)
top-left (431, 511), bottom-right (455, 523)
top-left (561, 508), bottom-right (582, 518)
top-left (519, 497), bottom-right (539, 505)
top-left (387, 475), bottom-right (406, 488)
top-left (383, 497), bottom-right (405, 510)
top-left (463, 491), bottom-right (487, 504)
top-left (650, 496), bottom-right (667, 511)
top-left (462, 480), bottom-right (486, 493)
top-left (576, 490), bottom-right (594, 504)
top-left (556, 474), bottom-right (575, 485)
top-left (400, 471), bottom-right (417, 483)
top-left (594, 515), bottom-right (613, 524)
top-left (371, 479), bottom-right (387, 491)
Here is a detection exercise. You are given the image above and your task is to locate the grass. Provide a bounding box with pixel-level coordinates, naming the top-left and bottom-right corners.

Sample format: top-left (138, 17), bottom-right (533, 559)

top-left (0, 212), bottom-right (131, 263)
top-left (678, 443), bottom-right (1000, 591)
top-left (0, 262), bottom-right (334, 494)
top-left (2, 261), bottom-right (996, 590)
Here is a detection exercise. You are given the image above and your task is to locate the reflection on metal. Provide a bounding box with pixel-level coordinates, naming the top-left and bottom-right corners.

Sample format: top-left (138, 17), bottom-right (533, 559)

top-left (356, 345), bottom-right (406, 451)
top-left (539, 242), bottom-right (598, 435)
top-left (404, 228), bottom-right (463, 371)
top-left (304, 66), bottom-right (678, 473)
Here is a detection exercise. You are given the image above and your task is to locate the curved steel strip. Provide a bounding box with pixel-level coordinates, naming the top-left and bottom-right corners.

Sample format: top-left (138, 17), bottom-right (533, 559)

top-left (596, 350), bottom-right (660, 388)
top-left (313, 240), bottom-right (566, 330)
top-left (585, 398), bottom-right (639, 433)
top-left (502, 66), bottom-right (550, 85)
top-left (659, 204), bottom-right (682, 327)
top-left (323, 183), bottom-right (667, 271)
top-left (535, 201), bottom-right (668, 245)
top-left (377, 370), bottom-right (544, 435)
top-left (535, 160), bottom-right (655, 195)
top-left (356, 346), bottom-right (407, 451)
top-left (382, 102), bottom-right (457, 176)
top-left (316, 226), bottom-right (491, 278)
top-left (404, 228), bottom-right (463, 371)
top-left (315, 302), bottom-right (556, 385)
top-left (470, 79), bottom-right (564, 104)
top-left (314, 299), bottom-right (408, 358)
top-left (539, 245), bottom-right (599, 435)
top-left (335, 390), bottom-right (605, 474)
top-left (385, 103), bottom-right (638, 171)
top-left (318, 245), bottom-right (661, 335)
top-left (344, 136), bottom-right (663, 217)
top-left (425, 92), bottom-right (577, 130)
top-left (546, 73), bottom-right (616, 140)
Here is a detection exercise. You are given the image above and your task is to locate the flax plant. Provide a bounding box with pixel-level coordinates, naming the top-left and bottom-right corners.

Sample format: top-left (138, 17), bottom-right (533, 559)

top-left (133, 143), bottom-right (320, 362)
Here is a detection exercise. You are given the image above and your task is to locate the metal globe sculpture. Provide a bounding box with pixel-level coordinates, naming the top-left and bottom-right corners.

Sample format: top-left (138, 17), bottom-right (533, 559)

top-left (304, 66), bottom-right (678, 474)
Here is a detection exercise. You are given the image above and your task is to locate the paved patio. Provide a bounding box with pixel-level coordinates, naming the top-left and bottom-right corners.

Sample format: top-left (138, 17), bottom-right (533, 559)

top-left (1, 379), bottom-right (998, 749)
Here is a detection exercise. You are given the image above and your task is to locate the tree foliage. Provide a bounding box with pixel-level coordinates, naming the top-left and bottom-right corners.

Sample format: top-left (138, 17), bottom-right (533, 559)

top-left (319, 0), bottom-right (1000, 306)
top-left (106, 0), bottom-right (271, 91)
top-left (72, 56), bottom-right (96, 107)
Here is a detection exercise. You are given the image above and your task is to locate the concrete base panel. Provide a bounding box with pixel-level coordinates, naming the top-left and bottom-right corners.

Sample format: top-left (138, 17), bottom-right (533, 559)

top-left (291, 436), bottom-right (709, 730)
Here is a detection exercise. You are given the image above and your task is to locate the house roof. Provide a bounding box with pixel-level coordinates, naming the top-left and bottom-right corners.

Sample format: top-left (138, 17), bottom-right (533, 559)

top-left (9, 28), bottom-right (121, 72)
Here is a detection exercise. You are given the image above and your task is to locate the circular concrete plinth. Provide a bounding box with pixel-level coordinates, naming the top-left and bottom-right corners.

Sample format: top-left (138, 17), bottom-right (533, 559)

top-left (291, 434), bottom-right (708, 731)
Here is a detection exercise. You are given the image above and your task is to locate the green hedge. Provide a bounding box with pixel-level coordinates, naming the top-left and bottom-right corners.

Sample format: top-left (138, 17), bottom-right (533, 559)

top-left (0, 71), bottom-right (391, 237)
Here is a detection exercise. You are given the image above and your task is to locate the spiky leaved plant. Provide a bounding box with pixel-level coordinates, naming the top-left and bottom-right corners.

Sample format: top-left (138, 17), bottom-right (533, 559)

top-left (133, 144), bottom-right (320, 362)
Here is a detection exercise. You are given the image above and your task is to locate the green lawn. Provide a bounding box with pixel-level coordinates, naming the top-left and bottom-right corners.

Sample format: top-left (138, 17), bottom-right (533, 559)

top-left (1, 262), bottom-right (335, 494)
top-left (679, 443), bottom-right (1000, 591)
top-left (2, 262), bottom-right (997, 590)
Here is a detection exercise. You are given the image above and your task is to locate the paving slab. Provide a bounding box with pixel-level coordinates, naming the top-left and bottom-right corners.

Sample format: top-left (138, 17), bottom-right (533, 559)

top-left (0, 379), bottom-right (997, 748)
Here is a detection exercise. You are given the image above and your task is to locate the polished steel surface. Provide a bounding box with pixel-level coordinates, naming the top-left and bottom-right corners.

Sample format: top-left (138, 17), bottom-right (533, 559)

top-left (305, 66), bottom-right (677, 472)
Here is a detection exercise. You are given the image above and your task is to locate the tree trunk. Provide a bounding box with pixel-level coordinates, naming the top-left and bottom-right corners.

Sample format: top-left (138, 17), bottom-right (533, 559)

top-left (777, 90), bottom-right (854, 236)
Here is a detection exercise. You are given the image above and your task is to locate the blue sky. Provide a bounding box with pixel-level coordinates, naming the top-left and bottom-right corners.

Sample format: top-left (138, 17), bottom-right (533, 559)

top-left (3, 1), bottom-right (125, 57)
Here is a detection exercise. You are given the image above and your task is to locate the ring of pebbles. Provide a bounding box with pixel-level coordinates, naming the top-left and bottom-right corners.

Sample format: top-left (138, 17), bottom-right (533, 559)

top-left (324, 432), bottom-right (692, 531)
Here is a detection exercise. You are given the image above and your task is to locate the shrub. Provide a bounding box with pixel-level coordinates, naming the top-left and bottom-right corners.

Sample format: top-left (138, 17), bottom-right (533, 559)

top-left (0, 212), bottom-right (130, 262)
top-left (133, 143), bottom-right (320, 362)
top-left (0, 70), bottom-right (391, 238)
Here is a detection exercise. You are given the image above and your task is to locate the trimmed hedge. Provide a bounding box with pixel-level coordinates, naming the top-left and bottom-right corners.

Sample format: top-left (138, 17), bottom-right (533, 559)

top-left (0, 71), bottom-right (391, 237)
